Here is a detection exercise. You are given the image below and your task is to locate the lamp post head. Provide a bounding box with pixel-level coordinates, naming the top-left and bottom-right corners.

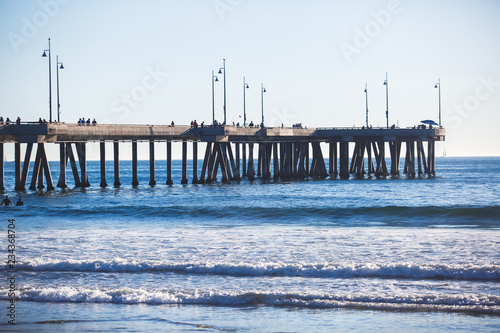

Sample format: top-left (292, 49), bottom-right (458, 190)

top-left (245, 84), bottom-right (249, 89)
top-left (434, 83), bottom-right (438, 88)
top-left (218, 69), bottom-right (222, 74)
top-left (59, 63), bottom-right (64, 69)
top-left (364, 89), bottom-right (367, 93)
top-left (263, 88), bottom-right (266, 93)
top-left (383, 80), bottom-right (387, 86)
top-left (42, 51), bottom-right (47, 57)
top-left (215, 77), bottom-right (219, 82)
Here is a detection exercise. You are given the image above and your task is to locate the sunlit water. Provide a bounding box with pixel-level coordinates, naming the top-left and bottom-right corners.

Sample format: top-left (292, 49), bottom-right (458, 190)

top-left (0, 157), bottom-right (499, 332)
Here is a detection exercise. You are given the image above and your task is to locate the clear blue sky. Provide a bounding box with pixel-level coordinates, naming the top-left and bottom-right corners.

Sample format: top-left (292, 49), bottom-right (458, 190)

top-left (1, 0), bottom-right (499, 157)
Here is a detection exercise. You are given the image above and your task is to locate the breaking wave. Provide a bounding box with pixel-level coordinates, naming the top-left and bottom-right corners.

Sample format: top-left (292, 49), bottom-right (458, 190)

top-left (9, 259), bottom-right (500, 281)
top-left (2, 286), bottom-right (498, 315)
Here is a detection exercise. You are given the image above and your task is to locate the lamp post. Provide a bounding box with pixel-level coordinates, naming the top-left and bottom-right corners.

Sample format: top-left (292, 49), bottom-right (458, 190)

top-left (261, 83), bottom-right (266, 126)
top-left (364, 83), bottom-right (368, 127)
top-left (383, 73), bottom-right (389, 128)
top-left (42, 38), bottom-right (52, 123)
top-left (56, 56), bottom-right (64, 122)
top-left (218, 59), bottom-right (226, 125)
top-left (212, 70), bottom-right (218, 125)
top-left (243, 77), bottom-right (249, 126)
top-left (435, 78), bottom-right (441, 127)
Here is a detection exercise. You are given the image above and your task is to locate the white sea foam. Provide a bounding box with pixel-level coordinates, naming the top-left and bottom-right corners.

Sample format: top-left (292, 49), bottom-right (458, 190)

top-left (7, 258), bottom-right (500, 281)
top-left (2, 286), bottom-right (498, 315)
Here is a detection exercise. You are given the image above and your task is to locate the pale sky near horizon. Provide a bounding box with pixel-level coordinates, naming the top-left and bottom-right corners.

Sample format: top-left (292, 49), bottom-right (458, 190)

top-left (0, 0), bottom-right (499, 159)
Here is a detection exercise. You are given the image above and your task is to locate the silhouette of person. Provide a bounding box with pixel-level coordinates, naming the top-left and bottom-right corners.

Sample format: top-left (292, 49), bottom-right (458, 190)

top-left (16, 198), bottom-right (24, 206)
top-left (1, 196), bottom-right (12, 206)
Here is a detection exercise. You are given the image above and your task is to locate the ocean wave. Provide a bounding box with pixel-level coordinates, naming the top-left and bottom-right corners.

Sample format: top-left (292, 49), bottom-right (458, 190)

top-left (2, 286), bottom-right (499, 315)
top-left (9, 259), bottom-right (500, 281)
top-left (19, 204), bottom-right (500, 224)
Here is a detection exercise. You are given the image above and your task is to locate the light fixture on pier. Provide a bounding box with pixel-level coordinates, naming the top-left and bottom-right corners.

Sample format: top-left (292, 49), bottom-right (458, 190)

top-left (261, 83), bottom-right (266, 126)
top-left (383, 73), bottom-right (389, 129)
top-left (435, 78), bottom-right (441, 128)
top-left (364, 83), bottom-right (369, 127)
top-left (243, 77), bottom-right (249, 127)
top-left (56, 56), bottom-right (64, 123)
top-left (42, 38), bottom-right (52, 123)
top-left (219, 59), bottom-right (226, 125)
top-left (212, 70), bottom-right (219, 124)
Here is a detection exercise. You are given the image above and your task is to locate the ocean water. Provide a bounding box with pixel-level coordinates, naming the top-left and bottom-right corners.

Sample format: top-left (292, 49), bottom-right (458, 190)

top-left (0, 156), bottom-right (499, 332)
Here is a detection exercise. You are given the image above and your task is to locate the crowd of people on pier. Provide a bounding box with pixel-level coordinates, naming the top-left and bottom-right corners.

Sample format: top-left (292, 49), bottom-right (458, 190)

top-left (0, 117), bottom-right (25, 124)
top-left (78, 118), bottom-right (97, 126)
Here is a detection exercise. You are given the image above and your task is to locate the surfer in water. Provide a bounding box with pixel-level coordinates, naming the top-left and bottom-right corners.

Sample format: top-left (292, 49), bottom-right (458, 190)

top-left (1, 195), bottom-right (12, 206)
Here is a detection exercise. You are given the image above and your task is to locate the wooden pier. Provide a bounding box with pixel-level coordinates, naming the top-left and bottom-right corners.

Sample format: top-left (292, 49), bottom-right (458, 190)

top-left (0, 123), bottom-right (445, 190)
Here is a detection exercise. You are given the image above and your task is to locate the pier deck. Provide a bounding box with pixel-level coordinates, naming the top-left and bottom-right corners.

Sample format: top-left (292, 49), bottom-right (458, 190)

top-left (0, 123), bottom-right (445, 190)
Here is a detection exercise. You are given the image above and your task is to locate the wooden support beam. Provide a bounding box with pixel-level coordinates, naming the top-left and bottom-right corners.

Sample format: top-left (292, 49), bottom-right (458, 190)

top-left (40, 144), bottom-right (55, 191)
top-left (332, 141), bottom-right (338, 177)
top-left (20, 143), bottom-right (34, 190)
top-left (297, 142), bottom-right (306, 179)
top-left (279, 142), bottom-right (285, 179)
top-left (312, 142), bottom-right (328, 178)
top-left (247, 142), bottom-right (255, 181)
top-left (417, 141), bottom-right (423, 175)
top-left (260, 143), bottom-right (268, 180)
top-left (76, 143), bottom-right (90, 187)
top-left (339, 141), bottom-right (349, 179)
top-left (305, 143), bottom-right (310, 176)
top-left (428, 140), bottom-right (435, 176)
top-left (242, 143), bottom-right (247, 178)
top-left (235, 143), bottom-right (241, 181)
top-left (257, 143), bottom-right (263, 177)
top-left (205, 142), bottom-right (217, 183)
top-left (292, 142), bottom-right (299, 178)
top-left (372, 141), bottom-right (382, 177)
top-left (29, 146), bottom-right (42, 191)
top-left (273, 142), bottom-right (279, 179)
top-left (356, 141), bottom-right (366, 178)
top-left (266, 143), bottom-right (273, 179)
top-left (57, 143), bottom-right (67, 188)
top-left (199, 142), bottom-right (212, 184)
top-left (367, 141), bottom-right (374, 175)
top-left (114, 141), bottom-right (121, 187)
top-left (0, 143), bottom-right (3, 191)
top-left (192, 141), bottom-right (198, 184)
top-left (181, 140), bottom-right (188, 184)
top-left (417, 141), bottom-right (428, 175)
top-left (37, 159), bottom-right (44, 190)
top-left (329, 142), bottom-right (334, 177)
top-left (67, 143), bottom-right (82, 187)
top-left (226, 142), bottom-right (237, 181)
top-left (207, 144), bottom-right (219, 183)
top-left (100, 141), bottom-right (107, 187)
top-left (149, 140), bottom-right (157, 186)
top-left (349, 142), bottom-right (359, 174)
top-left (408, 141), bottom-right (415, 178)
top-left (166, 141), bottom-right (173, 185)
top-left (310, 144), bottom-right (318, 177)
top-left (390, 141), bottom-right (401, 177)
top-left (14, 143), bottom-right (21, 190)
top-left (288, 142), bottom-right (294, 178)
top-left (29, 143), bottom-right (54, 191)
top-left (217, 143), bottom-right (231, 184)
top-left (132, 140), bottom-right (139, 186)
